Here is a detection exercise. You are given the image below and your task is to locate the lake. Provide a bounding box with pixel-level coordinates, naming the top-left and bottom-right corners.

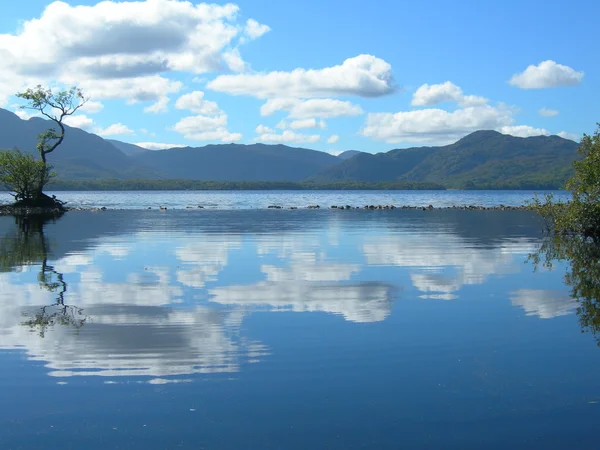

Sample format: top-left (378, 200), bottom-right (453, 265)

top-left (0, 189), bottom-right (572, 210)
top-left (1, 208), bottom-right (599, 449)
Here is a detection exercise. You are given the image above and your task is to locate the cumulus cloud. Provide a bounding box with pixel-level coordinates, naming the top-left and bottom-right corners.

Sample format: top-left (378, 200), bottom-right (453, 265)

top-left (509, 60), bottom-right (584, 89)
top-left (134, 142), bottom-right (186, 150)
top-left (172, 114), bottom-right (241, 142)
top-left (74, 75), bottom-right (183, 104)
top-left (360, 104), bottom-right (516, 144)
top-left (175, 91), bottom-right (222, 115)
top-left (499, 125), bottom-right (550, 138)
top-left (245, 18), bottom-right (271, 40)
top-left (260, 98), bottom-right (364, 119)
top-left (64, 114), bottom-right (95, 131)
top-left (13, 108), bottom-right (39, 120)
top-left (558, 131), bottom-right (579, 141)
top-left (208, 54), bottom-right (394, 98)
top-left (144, 96), bottom-right (169, 113)
top-left (538, 107), bottom-right (559, 117)
top-left (96, 123), bottom-right (135, 136)
top-left (411, 81), bottom-right (487, 107)
top-left (0, 0), bottom-right (270, 105)
top-left (327, 135), bottom-right (340, 144)
top-left (289, 118), bottom-right (326, 130)
top-left (256, 130), bottom-right (321, 144)
top-left (255, 124), bottom-right (273, 134)
top-left (79, 100), bottom-right (104, 114)
top-left (171, 93), bottom-right (236, 142)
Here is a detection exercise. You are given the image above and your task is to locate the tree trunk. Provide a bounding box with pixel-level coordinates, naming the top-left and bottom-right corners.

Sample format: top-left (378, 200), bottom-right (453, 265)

top-left (36, 152), bottom-right (47, 200)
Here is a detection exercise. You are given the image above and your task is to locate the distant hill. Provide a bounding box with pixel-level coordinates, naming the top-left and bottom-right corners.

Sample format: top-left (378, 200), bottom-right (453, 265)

top-left (0, 109), bottom-right (158, 179)
top-left (0, 108), bottom-right (581, 188)
top-left (337, 150), bottom-right (364, 160)
top-left (310, 130), bottom-right (579, 188)
top-left (131, 143), bottom-right (339, 182)
top-left (106, 139), bottom-right (150, 157)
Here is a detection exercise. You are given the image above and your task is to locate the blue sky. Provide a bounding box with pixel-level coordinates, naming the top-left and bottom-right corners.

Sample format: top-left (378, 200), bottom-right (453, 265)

top-left (0, 0), bottom-right (597, 153)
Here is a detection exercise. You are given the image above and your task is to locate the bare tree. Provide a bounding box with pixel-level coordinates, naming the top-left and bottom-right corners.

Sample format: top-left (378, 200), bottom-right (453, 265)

top-left (15, 86), bottom-right (88, 202)
top-left (17, 85), bottom-right (88, 164)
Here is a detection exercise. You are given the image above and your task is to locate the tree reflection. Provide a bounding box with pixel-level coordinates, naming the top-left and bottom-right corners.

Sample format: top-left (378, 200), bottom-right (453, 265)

top-left (0, 213), bottom-right (88, 337)
top-left (530, 234), bottom-right (600, 343)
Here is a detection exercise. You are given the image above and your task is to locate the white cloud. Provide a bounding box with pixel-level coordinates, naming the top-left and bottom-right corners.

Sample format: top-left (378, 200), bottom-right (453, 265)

top-left (144, 96), bottom-right (169, 113)
top-left (260, 98), bottom-right (364, 118)
top-left (96, 123), bottom-right (135, 136)
top-left (509, 60), bottom-right (584, 89)
top-left (0, 0), bottom-right (269, 104)
top-left (134, 142), bottom-right (186, 150)
top-left (245, 18), bottom-right (271, 40)
top-left (289, 118), bottom-right (326, 130)
top-left (256, 130), bottom-right (321, 144)
top-left (499, 125), bottom-right (550, 138)
top-left (538, 107), bottom-right (559, 117)
top-left (175, 91), bottom-right (221, 115)
top-left (173, 114), bottom-right (225, 132)
top-left (255, 124), bottom-right (274, 134)
top-left (460, 95), bottom-right (489, 107)
top-left (13, 108), bottom-right (38, 120)
top-left (184, 130), bottom-right (242, 142)
top-left (208, 54), bottom-right (394, 98)
top-left (75, 75), bottom-right (183, 103)
top-left (360, 104), bottom-right (515, 144)
top-left (327, 135), bottom-right (340, 144)
top-left (558, 131), bottom-right (579, 141)
top-left (64, 114), bottom-right (95, 131)
top-left (222, 48), bottom-right (248, 73)
top-left (172, 114), bottom-right (241, 142)
top-left (411, 81), bottom-right (487, 107)
top-left (79, 100), bottom-right (104, 114)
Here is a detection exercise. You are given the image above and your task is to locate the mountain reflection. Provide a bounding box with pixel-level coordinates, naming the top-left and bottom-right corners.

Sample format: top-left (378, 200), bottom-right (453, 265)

top-left (531, 234), bottom-right (600, 343)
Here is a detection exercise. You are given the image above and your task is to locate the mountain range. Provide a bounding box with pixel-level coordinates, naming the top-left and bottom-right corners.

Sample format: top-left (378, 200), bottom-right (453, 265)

top-left (0, 108), bottom-right (580, 188)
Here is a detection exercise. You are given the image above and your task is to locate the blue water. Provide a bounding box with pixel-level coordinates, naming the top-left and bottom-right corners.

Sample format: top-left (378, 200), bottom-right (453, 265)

top-left (0, 209), bottom-right (597, 449)
top-left (0, 189), bottom-right (571, 209)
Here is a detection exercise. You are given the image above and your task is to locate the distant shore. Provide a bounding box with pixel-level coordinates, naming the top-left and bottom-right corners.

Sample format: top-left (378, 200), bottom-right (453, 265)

top-left (42, 180), bottom-right (448, 191)
top-left (0, 203), bottom-right (536, 216)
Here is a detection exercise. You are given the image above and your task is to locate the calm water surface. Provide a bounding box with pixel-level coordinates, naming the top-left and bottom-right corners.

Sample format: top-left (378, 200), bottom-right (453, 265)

top-left (0, 209), bottom-right (598, 449)
top-left (0, 189), bottom-right (571, 209)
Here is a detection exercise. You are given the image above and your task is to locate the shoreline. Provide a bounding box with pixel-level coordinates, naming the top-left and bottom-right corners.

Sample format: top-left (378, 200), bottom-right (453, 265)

top-left (0, 203), bottom-right (535, 215)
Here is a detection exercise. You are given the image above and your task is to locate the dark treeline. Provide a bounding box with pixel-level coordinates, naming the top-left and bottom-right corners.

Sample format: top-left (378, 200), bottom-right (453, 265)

top-left (461, 180), bottom-right (566, 190)
top-left (46, 179), bottom-right (447, 191)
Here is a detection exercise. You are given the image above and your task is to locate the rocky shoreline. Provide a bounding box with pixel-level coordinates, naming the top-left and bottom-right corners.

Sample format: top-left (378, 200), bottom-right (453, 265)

top-left (0, 204), bottom-right (534, 215)
top-left (0, 205), bottom-right (66, 216)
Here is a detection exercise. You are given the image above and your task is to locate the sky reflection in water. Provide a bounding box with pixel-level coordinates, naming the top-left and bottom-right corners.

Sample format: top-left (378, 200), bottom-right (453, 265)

top-left (0, 210), bottom-right (598, 449)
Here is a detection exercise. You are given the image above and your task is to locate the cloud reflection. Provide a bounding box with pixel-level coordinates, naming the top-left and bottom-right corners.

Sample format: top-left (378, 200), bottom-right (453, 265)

top-left (510, 289), bottom-right (578, 319)
top-left (0, 303), bottom-right (267, 378)
top-left (210, 282), bottom-right (397, 323)
top-left (0, 209), bottom-right (556, 382)
top-left (363, 234), bottom-right (537, 299)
